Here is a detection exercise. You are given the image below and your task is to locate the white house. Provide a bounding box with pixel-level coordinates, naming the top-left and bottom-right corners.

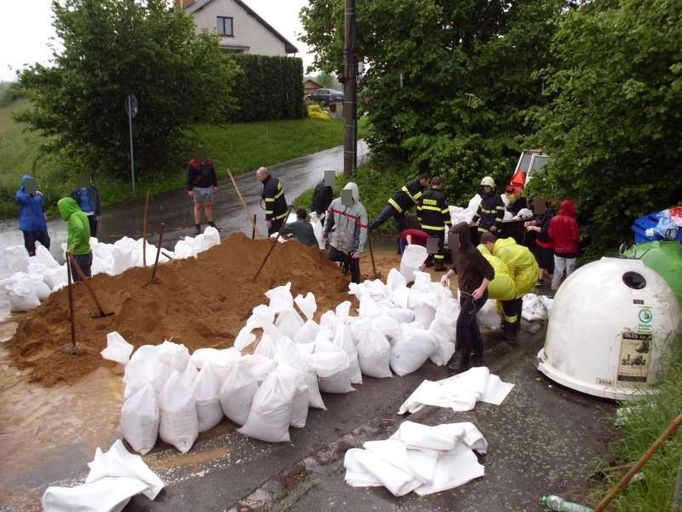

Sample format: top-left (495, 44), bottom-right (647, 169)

top-left (177, 0), bottom-right (298, 56)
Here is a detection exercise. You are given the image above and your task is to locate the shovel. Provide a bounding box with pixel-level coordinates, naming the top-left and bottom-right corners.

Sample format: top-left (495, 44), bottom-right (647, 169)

top-left (63, 254), bottom-right (87, 355)
top-left (69, 253), bottom-right (114, 318)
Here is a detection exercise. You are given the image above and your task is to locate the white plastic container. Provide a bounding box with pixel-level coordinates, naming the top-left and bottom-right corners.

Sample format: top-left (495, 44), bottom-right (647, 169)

top-left (536, 257), bottom-right (680, 400)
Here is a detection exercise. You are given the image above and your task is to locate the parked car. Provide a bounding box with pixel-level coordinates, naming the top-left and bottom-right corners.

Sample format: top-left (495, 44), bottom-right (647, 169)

top-left (306, 88), bottom-right (344, 107)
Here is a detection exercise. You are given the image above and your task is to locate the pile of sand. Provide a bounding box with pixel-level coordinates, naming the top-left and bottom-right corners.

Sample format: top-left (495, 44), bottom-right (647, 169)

top-left (8, 233), bottom-right (351, 386)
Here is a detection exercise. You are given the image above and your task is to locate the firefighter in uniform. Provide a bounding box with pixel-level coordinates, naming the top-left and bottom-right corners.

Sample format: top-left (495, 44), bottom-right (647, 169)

top-left (417, 176), bottom-right (451, 271)
top-left (369, 174), bottom-right (431, 250)
top-left (471, 176), bottom-right (505, 244)
top-left (256, 167), bottom-right (288, 235)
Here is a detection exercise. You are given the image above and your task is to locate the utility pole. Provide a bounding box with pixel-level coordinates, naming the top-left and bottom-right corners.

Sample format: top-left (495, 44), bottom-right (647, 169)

top-left (343, 0), bottom-right (357, 177)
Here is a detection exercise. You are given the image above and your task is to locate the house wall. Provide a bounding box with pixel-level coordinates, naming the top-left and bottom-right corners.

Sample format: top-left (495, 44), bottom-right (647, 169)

top-left (303, 81), bottom-right (321, 95)
top-left (191, 0), bottom-right (288, 56)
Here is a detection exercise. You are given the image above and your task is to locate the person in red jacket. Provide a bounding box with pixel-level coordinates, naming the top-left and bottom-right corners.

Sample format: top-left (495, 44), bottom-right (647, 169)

top-left (548, 199), bottom-right (580, 290)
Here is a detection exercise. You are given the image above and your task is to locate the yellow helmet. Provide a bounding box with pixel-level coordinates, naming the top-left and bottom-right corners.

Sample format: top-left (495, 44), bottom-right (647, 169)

top-left (480, 176), bottom-right (495, 188)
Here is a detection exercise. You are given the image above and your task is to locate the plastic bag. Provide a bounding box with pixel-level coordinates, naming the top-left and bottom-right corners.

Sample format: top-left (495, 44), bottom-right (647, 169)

top-left (238, 365), bottom-right (298, 443)
top-left (311, 350), bottom-right (354, 394)
top-left (193, 363), bottom-right (224, 432)
top-left (158, 370), bottom-right (198, 453)
top-left (101, 331), bottom-right (134, 365)
top-left (276, 308), bottom-right (305, 340)
top-left (121, 383), bottom-right (159, 455)
top-left (476, 299), bottom-right (501, 331)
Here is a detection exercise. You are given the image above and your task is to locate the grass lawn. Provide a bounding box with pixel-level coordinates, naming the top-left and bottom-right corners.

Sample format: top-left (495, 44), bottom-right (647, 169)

top-left (0, 99), bottom-right (367, 217)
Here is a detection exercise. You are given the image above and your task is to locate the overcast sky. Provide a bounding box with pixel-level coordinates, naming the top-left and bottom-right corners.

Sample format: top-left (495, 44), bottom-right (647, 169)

top-left (0, 0), bottom-right (315, 83)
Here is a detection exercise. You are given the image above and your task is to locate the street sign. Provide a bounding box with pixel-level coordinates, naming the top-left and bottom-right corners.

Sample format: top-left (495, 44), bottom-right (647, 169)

top-left (125, 95), bottom-right (138, 119)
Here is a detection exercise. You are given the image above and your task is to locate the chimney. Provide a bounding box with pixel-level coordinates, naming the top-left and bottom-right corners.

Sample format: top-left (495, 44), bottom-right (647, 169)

top-left (175, 0), bottom-right (197, 8)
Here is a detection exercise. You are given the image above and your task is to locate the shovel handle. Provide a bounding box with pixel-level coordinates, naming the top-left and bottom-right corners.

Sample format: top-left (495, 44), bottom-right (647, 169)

top-left (69, 253), bottom-right (107, 316)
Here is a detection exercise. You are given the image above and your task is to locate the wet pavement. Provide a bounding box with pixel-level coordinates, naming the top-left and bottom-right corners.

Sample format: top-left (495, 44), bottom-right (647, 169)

top-left (0, 310), bottom-right (617, 511)
top-left (0, 141), bottom-right (369, 254)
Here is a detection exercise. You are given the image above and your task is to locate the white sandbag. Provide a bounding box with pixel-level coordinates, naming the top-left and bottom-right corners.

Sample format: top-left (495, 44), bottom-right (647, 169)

top-left (7, 280), bottom-right (40, 312)
top-left (429, 312), bottom-right (456, 367)
top-left (157, 340), bottom-right (190, 373)
top-left (158, 370), bottom-right (198, 453)
top-left (344, 448), bottom-right (421, 497)
top-left (265, 282), bottom-right (294, 314)
top-left (390, 324), bottom-right (437, 376)
top-left (386, 268), bottom-right (407, 291)
top-left (357, 330), bottom-right (392, 379)
top-left (121, 383), bottom-right (159, 455)
top-left (390, 286), bottom-right (410, 309)
top-left (190, 347), bottom-right (240, 370)
top-left (193, 363), bottom-right (224, 432)
top-left (27, 260), bottom-right (47, 276)
top-left (203, 226), bottom-right (221, 249)
top-left (42, 476), bottom-right (148, 512)
top-left (34, 242), bottom-right (60, 268)
top-left (413, 304), bottom-right (436, 330)
top-left (304, 370), bottom-right (326, 410)
top-left (101, 331), bottom-right (134, 365)
top-left (112, 237), bottom-right (138, 275)
top-left (239, 354), bottom-right (277, 384)
top-left (312, 350), bottom-right (354, 394)
top-left (400, 245), bottom-right (428, 283)
top-left (290, 379), bottom-right (310, 428)
top-left (25, 273), bottom-right (51, 301)
top-left (294, 319), bottom-right (319, 344)
top-left (275, 308), bottom-right (305, 340)
top-left (3, 245), bottom-right (29, 274)
top-left (370, 314), bottom-right (401, 340)
top-left (219, 361), bottom-right (259, 426)
top-left (173, 238), bottom-right (198, 259)
top-left (238, 365), bottom-right (298, 443)
top-left (386, 307), bottom-right (414, 323)
top-left (310, 214), bottom-right (326, 249)
top-left (328, 323), bottom-right (361, 384)
top-left (476, 299), bottom-right (501, 331)
top-left (294, 292), bottom-right (317, 320)
top-left (123, 345), bottom-right (168, 397)
top-left (42, 264), bottom-right (67, 290)
top-left (85, 439), bottom-right (164, 500)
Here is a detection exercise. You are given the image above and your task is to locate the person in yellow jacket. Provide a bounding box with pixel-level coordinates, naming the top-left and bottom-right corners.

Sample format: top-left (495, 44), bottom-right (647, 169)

top-left (481, 232), bottom-right (539, 342)
top-left (477, 243), bottom-right (515, 302)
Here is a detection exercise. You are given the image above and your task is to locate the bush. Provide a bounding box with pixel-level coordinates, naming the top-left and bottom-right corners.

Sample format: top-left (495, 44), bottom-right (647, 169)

top-left (226, 54), bottom-right (305, 123)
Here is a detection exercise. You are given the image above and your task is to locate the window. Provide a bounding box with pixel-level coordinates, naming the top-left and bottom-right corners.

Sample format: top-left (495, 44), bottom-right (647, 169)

top-left (217, 16), bottom-right (233, 37)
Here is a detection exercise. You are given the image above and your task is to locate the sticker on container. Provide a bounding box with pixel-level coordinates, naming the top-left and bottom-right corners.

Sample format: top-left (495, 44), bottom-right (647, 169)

top-left (617, 331), bottom-right (652, 382)
top-left (637, 306), bottom-right (653, 333)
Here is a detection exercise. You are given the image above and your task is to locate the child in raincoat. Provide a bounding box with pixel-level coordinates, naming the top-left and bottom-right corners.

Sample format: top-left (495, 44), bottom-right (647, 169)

top-left (57, 197), bottom-right (92, 282)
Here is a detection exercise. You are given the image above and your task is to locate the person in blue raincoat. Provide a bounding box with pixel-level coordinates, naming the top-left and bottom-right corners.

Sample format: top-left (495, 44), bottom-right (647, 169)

top-left (16, 174), bottom-right (50, 256)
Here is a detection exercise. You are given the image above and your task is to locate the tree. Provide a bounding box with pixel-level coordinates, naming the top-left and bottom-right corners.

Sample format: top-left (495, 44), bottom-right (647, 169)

top-left (301, 0), bottom-right (564, 203)
top-left (528, 0), bottom-right (682, 253)
top-left (17, 0), bottom-right (239, 181)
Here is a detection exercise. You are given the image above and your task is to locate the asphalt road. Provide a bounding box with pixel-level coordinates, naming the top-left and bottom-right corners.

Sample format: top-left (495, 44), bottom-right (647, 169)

top-left (121, 324), bottom-right (616, 512)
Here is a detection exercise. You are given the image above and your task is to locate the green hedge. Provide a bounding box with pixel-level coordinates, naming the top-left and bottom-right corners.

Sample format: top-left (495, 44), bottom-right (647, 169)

top-left (227, 54), bottom-right (305, 123)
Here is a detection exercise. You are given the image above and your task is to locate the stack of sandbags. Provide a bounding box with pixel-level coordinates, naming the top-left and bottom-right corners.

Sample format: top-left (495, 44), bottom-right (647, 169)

top-left (344, 421), bottom-right (488, 496)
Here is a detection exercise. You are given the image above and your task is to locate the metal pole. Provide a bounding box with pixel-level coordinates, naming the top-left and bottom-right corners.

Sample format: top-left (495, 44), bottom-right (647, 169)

top-left (142, 190), bottom-right (149, 267)
top-left (343, 0), bottom-right (357, 177)
top-left (128, 99), bottom-right (136, 194)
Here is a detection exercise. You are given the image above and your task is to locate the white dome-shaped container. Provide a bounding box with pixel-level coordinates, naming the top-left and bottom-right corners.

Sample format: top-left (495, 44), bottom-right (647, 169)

top-left (537, 257), bottom-right (681, 400)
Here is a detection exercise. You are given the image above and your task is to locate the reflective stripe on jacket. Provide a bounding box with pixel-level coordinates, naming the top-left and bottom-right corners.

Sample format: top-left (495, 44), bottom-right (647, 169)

top-left (387, 178), bottom-right (424, 213)
top-left (261, 176), bottom-right (288, 221)
top-left (417, 188), bottom-right (451, 232)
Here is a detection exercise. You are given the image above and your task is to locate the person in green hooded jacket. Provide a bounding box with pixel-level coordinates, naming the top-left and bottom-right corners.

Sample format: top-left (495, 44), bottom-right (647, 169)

top-left (58, 197), bottom-right (92, 282)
